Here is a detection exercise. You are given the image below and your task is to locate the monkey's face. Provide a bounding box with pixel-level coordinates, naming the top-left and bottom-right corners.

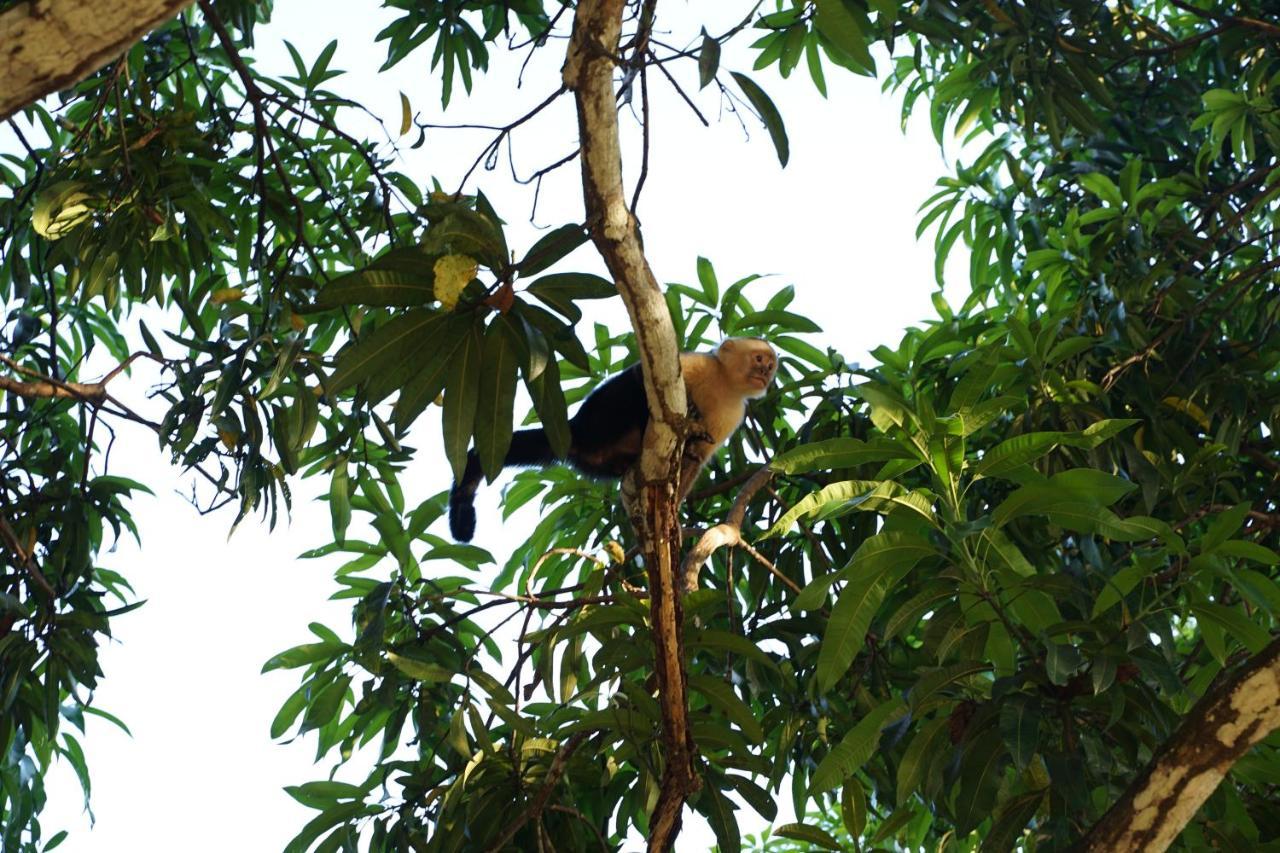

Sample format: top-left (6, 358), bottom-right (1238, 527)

top-left (719, 338), bottom-right (777, 399)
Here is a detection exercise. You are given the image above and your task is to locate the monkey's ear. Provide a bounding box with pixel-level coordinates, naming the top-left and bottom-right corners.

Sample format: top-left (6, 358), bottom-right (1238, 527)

top-left (718, 338), bottom-right (737, 351)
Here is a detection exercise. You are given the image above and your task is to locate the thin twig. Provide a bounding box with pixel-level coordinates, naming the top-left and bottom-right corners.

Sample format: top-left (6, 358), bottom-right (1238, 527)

top-left (681, 466), bottom-right (777, 591)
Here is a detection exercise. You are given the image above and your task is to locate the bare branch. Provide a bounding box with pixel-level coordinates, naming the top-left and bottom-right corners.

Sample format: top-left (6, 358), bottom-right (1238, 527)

top-left (0, 352), bottom-right (161, 406)
top-left (681, 466), bottom-right (777, 591)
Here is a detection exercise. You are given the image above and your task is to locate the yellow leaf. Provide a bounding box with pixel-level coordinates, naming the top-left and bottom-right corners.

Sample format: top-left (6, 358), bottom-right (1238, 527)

top-left (399, 92), bottom-right (412, 136)
top-left (211, 287), bottom-right (245, 305)
top-left (433, 254), bottom-right (477, 310)
top-left (1161, 396), bottom-right (1210, 430)
top-left (32, 181), bottom-right (96, 240)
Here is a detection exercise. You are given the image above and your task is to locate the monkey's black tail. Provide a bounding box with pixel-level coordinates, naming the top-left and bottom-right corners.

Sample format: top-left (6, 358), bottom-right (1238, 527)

top-left (449, 428), bottom-right (557, 542)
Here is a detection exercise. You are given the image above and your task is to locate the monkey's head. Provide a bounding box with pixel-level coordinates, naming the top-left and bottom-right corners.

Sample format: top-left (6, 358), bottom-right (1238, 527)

top-left (717, 337), bottom-right (778, 399)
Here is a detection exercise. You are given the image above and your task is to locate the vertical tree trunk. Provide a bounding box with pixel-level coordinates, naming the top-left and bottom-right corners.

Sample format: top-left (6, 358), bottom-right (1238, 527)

top-left (562, 2), bottom-right (701, 849)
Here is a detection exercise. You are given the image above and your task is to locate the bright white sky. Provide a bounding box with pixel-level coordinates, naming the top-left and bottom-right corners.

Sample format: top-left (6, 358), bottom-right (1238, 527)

top-left (26, 3), bottom-right (970, 850)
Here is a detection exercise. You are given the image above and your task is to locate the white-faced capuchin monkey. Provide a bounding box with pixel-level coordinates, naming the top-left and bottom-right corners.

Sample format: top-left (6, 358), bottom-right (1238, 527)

top-left (449, 337), bottom-right (778, 542)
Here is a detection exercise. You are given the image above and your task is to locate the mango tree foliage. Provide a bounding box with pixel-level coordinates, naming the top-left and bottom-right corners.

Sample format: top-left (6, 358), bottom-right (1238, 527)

top-left (1, 1), bottom-right (1278, 852)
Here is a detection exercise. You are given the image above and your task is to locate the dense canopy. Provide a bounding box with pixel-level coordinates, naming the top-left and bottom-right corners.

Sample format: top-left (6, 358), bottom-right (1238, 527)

top-left (2, 1), bottom-right (1279, 851)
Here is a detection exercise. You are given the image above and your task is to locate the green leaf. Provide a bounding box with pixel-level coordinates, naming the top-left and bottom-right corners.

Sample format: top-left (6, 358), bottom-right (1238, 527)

top-left (328, 309), bottom-right (443, 396)
top-left (526, 272), bottom-right (616, 322)
top-left (841, 779), bottom-right (867, 840)
top-left (1092, 560), bottom-right (1151, 618)
top-left (261, 642), bottom-right (343, 673)
top-left (526, 356), bottom-right (571, 459)
top-left (734, 309), bottom-right (820, 333)
top-left (420, 209), bottom-right (506, 268)
top-left (302, 675), bottom-right (350, 732)
top-left (474, 318), bottom-right (520, 480)
top-left (908, 661), bottom-right (991, 711)
top-left (391, 312), bottom-right (474, 429)
top-left (283, 802), bottom-right (378, 853)
top-left (329, 458), bottom-right (351, 545)
top-left (1050, 469), bottom-right (1138, 505)
top-left (817, 570), bottom-right (888, 692)
top-left (813, 0), bottom-right (875, 74)
top-left (770, 437), bottom-right (914, 475)
top-left (982, 791), bottom-right (1044, 852)
top-left (289, 780), bottom-right (366, 803)
top-left (1045, 644), bottom-right (1083, 686)
top-left (516, 224), bottom-right (588, 277)
top-left (31, 180), bottom-right (94, 239)
top-left (852, 382), bottom-right (913, 432)
top-left (271, 684), bottom-right (310, 739)
top-left (1202, 503), bottom-right (1251, 553)
top-left (313, 265), bottom-right (435, 309)
top-left (694, 781), bottom-right (741, 853)
top-left (696, 256), bottom-right (719, 304)
top-left (442, 323), bottom-right (483, 481)
top-left (1217, 540), bottom-right (1280, 565)
top-left (766, 480), bottom-right (936, 538)
top-left (774, 823), bottom-right (843, 851)
top-left (689, 674), bottom-right (765, 744)
top-left (688, 629), bottom-right (778, 671)
top-left (698, 29), bottom-right (720, 89)
top-left (793, 568), bottom-right (843, 612)
top-left (952, 730), bottom-right (1007, 833)
top-left (398, 91), bottom-right (412, 135)
top-left (1072, 418), bottom-right (1140, 448)
top-left (725, 773), bottom-right (777, 821)
top-left (999, 698), bottom-right (1040, 770)
top-left (729, 72), bottom-right (789, 167)
top-left (974, 431), bottom-right (1063, 478)
top-left (896, 717), bottom-right (949, 806)
top-left (386, 652), bottom-right (454, 682)
top-left (810, 698), bottom-right (904, 793)
top-left (1190, 603), bottom-right (1271, 654)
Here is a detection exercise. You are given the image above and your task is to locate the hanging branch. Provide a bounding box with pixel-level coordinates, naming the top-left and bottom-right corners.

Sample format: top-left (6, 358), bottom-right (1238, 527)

top-left (562, 1), bottom-right (700, 848)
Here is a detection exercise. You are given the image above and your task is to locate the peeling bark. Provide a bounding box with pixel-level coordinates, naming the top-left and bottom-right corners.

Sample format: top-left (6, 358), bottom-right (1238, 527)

top-left (563, 3), bottom-right (700, 850)
top-left (1077, 636), bottom-right (1280, 852)
top-left (1, 0), bottom-right (193, 122)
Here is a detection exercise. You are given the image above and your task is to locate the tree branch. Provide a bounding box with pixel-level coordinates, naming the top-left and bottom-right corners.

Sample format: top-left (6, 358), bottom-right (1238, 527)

top-left (1078, 636), bottom-right (1280, 852)
top-left (681, 466), bottom-right (778, 591)
top-left (0, 0), bottom-right (193, 122)
top-left (0, 352), bottom-right (157, 406)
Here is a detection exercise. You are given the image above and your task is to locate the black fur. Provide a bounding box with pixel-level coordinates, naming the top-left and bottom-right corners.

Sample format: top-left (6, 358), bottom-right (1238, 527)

top-left (449, 365), bottom-right (651, 541)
